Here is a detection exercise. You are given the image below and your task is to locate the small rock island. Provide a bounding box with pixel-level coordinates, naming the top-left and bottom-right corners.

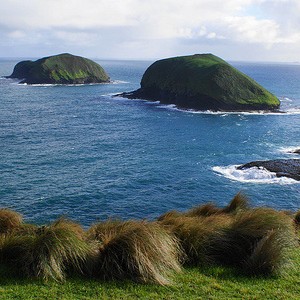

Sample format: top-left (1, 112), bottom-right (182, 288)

top-left (238, 159), bottom-right (300, 181)
top-left (121, 54), bottom-right (280, 111)
top-left (7, 53), bottom-right (110, 84)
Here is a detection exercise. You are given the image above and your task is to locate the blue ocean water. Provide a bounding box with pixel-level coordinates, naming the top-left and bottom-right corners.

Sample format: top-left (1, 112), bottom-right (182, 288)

top-left (0, 58), bottom-right (299, 226)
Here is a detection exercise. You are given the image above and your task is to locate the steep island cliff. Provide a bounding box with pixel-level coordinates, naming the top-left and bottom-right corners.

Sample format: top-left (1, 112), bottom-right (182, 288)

top-left (121, 54), bottom-right (280, 111)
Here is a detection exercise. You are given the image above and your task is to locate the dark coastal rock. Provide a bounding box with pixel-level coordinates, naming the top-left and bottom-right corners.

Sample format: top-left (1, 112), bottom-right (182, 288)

top-left (237, 159), bottom-right (300, 181)
top-left (120, 54), bottom-right (280, 111)
top-left (292, 149), bottom-right (300, 154)
top-left (7, 53), bottom-right (109, 84)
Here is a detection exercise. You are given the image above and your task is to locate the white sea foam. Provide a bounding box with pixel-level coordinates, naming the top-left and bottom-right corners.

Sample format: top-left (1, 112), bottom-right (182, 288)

top-left (110, 94), bottom-right (300, 115)
top-left (17, 82), bottom-right (112, 87)
top-left (279, 146), bottom-right (300, 154)
top-left (212, 165), bottom-right (298, 185)
top-left (145, 100), bottom-right (300, 115)
top-left (157, 103), bottom-right (178, 110)
top-left (281, 97), bottom-right (293, 102)
top-left (184, 107), bottom-right (300, 116)
top-left (111, 80), bottom-right (129, 84)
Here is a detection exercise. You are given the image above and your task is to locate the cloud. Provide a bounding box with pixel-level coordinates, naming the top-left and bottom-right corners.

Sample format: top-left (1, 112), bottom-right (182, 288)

top-left (1, 0), bottom-right (300, 61)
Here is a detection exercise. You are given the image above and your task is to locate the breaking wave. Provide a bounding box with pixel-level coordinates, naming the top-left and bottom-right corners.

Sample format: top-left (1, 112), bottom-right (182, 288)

top-left (212, 165), bottom-right (298, 185)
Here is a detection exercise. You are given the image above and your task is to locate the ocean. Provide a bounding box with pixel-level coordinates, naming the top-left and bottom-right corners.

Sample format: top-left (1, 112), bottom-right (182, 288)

top-left (0, 58), bottom-right (299, 226)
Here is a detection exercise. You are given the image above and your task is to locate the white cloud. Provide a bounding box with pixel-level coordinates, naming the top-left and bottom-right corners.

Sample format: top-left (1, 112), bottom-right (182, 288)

top-left (1, 0), bottom-right (300, 61)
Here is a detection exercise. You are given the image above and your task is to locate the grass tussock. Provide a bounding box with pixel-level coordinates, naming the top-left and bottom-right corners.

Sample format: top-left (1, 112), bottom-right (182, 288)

top-left (87, 219), bottom-right (182, 285)
top-left (206, 208), bottom-right (297, 275)
top-left (185, 192), bottom-right (249, 217)
top-left (0, 208), bottom-right (23, 233)
top-left (0, 218), bottom-right (92, 281)
top-left (158, 214), bottom-right (233, 266)
top-left (294, 210), bottom-right (300, 227)
top-left (0, 193), bottom-right (298, 284)
top-left (222, 192), bottom-right (249, 214)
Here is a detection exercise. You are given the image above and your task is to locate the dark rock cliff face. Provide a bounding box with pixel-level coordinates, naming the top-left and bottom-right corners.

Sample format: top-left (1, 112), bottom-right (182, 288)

top-left (121, 54), bottom-right (280, 111)
top-left (237, 159), bottom-right (300, 181)
top-left (7, 53), bottom-right (110, 84)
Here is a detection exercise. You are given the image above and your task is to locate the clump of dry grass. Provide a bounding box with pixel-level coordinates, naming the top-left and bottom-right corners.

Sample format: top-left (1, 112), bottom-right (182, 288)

top-left (86, 219), bottom-right (182, 285)
top-left (185, 203), bottom-right (221, 217)
top-left (158, 213), bottom-right (233, 266)
top-left (0, 218), bottom-right (92, 281)
top-left (0, 208), bottom-right (23, 234)
top-left (244, 229), bottom-right (293, 275)
top-left (221, 192), bottom-right (249, 214)
top-left (206, 208), bottom-right (297, 275)
top-left (185, 192), bottom-right (249, 218)
top-left (294, 210), bottom-right (300, 227)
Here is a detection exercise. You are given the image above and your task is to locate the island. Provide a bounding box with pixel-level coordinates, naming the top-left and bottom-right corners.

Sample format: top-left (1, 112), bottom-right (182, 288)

top-left (237, 159), bottom-right (300, 181)
top-left (120, 54), bottom-right (280, 111)
top-left (7, 53), bottom-right (110, 84)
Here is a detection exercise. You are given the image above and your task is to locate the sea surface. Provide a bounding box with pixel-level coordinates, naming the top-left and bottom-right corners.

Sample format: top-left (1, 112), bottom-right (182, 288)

top-left (0, 58), bottom-right (299, 226)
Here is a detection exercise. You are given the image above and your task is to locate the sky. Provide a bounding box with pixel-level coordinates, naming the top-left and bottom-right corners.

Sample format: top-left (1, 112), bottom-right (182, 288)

top-left (1, 0), bottom-right (300, 62)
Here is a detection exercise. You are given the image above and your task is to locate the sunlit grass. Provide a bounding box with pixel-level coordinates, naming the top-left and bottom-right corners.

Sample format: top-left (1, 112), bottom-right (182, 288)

top-left (1, 248), bottom-right (300, 299)
top-left (86, 219), bottom-right (182, 285)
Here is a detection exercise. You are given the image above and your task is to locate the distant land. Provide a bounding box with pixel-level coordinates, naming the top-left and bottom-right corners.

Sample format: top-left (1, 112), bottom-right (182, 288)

top-left (6, 53), bottom-right (110, 84)
top-left (120, 54), bottom-right (280, 112)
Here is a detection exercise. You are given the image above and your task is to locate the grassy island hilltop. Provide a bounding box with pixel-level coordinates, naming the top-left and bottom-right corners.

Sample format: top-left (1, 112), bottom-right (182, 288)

top-left (7, 53), bottom-right (110, 84)
top-left (122, 54), bottom-right (280, 111)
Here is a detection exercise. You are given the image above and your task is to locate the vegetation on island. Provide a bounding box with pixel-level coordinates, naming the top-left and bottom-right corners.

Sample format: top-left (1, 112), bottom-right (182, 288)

top-left (7, 53), bottom-right (110, 84)
top-left (122, 54), bottom-right (280, 111)
top-left (1, 193), bottom-right (300, 298)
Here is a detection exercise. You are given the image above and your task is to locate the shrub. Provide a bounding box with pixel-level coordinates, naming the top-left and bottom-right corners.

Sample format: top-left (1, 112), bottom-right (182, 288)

top-left (0, 208), bottom-right (23, 234)
top-left (87, 219), bottom-right (182, 285)
top-left (0, 218), bottom-right (92, 281)
top-left (206, 208), bottom-right (297, 275)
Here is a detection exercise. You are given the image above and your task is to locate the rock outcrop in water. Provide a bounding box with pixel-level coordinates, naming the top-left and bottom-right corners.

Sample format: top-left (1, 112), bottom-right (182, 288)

top-left (120, 54), bottom-right (280, 111)
top-left (237, 159), bottom-right (300, 181)
top-left (7, 53), bottom-right (110, 84)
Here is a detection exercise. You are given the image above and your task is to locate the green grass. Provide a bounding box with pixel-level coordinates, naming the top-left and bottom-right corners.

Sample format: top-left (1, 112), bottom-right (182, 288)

top-left (139, 54), bottom-right (280, 110)
top-left (9, 53), bottom-right (110, 84)
top-left (0, 248), bottom-right (299, 299)
top-left (1, 195), bottom-right (299, 298)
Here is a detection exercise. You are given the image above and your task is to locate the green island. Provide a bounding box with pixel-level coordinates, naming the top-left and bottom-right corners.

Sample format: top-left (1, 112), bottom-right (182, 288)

top-left (121, 54), bottom-right (280, 111)
top-left (1, 193), bottom-right (300, 299)
top-left (7, 53), bottom-right (110, 84)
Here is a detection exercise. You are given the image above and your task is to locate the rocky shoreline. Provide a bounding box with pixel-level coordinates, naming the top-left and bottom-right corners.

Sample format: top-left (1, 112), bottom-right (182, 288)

top-left (237, 159), bottom-right (300, 181)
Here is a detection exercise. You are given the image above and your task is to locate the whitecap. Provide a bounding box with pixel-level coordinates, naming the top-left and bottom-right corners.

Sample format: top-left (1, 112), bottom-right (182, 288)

top-left (17, 82), bottom-right (112, 87)
top-left (111, 80), bottom-right (129, 84)
top-left (279, 146), bottom-right (300, 155)
top-left (281, 97), bottom-right (293, 102)
top-left (156, 104), bottom-right (178, 110)
top-left (212, 165), bottom-right (298, 185)
top-left (111, 95), bottom-right (300, 115)
top-left (282, 107), bottom-right (300, 115)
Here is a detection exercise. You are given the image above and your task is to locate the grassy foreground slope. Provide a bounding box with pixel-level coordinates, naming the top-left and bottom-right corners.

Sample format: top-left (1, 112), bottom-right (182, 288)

top-left (0, 251), bottom-right (300, 300)
top-left (8, 53), bottom-right (110, 84)
top-left (126, 54), bottom-right (280, 111)
top-left (1, 195), bottom-right (300, 299)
